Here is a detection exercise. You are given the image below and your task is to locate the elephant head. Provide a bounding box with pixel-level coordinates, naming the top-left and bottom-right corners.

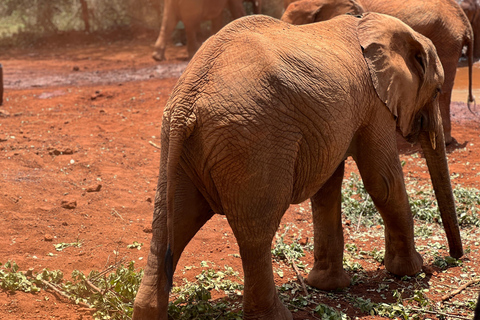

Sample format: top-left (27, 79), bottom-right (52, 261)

top-left (359, 13), bottom-right (463, 259)
top-left (282, 0), bottom-right (364, 24)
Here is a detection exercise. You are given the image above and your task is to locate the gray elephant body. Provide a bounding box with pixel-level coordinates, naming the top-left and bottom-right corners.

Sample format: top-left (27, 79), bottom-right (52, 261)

top-left (134, 13), bottom-right (462, 320)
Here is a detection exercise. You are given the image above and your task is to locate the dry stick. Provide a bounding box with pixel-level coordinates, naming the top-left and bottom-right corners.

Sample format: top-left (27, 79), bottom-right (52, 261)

top-left (355, 195), bottom-right (370, 231)
top-left (40, 279), bottom-right (93, 309)
top-left (85, 278), bottom-right (102, 294)
top-left (285, 255), bottom-right (309, 296)
top-left (111, 208), bottom-right (124, 220)
top-left (149, 140), bottom-right (161, 149)
top-left (441, 278), bottom-right (480, 301)
top-left (409, 307), bottom-right (471, 320)
top-left (91, 258), bottom-right (126, 281)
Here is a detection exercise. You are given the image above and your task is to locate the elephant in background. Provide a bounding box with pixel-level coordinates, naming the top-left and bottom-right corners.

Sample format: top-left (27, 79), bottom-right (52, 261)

top-left (458, 0), bottom-right (480, 59)
top-left (282, 0), bottom-right (475, 145)
top-left (133, 12), bottom-right (463, 320)
top-left (152, 0), bottom-right (261, 61)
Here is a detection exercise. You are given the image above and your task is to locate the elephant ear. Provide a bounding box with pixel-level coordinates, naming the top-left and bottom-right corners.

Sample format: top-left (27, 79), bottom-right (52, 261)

top-left (357, 12), bottom-right (430, 135)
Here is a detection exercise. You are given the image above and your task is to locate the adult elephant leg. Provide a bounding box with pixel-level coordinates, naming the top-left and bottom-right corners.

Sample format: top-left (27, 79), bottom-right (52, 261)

top-left (152, 4), bottom-right (179, 61)
top-left (183, 20), bottom-right (202, 59)
top-left (307, 161), bottom-right (351, 290)
top-left (133, 170), bottom-right (214, 320)
top-left (354, 126), bottom-right (423, 276)
top-left (226, 193), bottom-right (292, 319)
top-left (438, 57), bottom-right (457, 145)
top-left (228, 0), bottom-right (247, 19)
top-left (211, 15), bottom-right (224, 35)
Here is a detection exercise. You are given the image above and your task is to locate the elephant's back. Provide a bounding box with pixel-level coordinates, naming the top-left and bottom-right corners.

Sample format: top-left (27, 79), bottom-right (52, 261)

top-left (361, 0), bottom-right (471, 47)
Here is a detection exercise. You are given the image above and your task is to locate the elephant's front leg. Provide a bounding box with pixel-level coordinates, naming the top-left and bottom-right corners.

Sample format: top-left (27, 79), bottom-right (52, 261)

top-left (308, 161), bottom-right (351, 290)
top-left (354, 128), bottom-right (423, 276)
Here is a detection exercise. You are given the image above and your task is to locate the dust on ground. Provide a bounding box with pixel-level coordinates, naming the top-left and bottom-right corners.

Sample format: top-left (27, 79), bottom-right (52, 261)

top-left (0, 34), bottom-right (480, 320)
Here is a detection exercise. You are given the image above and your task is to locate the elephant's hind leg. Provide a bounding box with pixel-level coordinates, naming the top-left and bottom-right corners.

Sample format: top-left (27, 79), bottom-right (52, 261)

top-left (307, 161), bottom-right (351, 290)
top-left (226, 198), bottom-right (293, 320)
top-left (133, 170), bottom-right (214, 320)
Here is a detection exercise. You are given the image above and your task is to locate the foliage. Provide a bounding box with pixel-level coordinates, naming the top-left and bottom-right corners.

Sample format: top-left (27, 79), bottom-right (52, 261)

top-left (342, 172), bottom-right (480, 227)
top-left (0, 261), bottom-right (41, 293)
top-left (168, 265), bottom-right (244, 319)
top-left (0, 261), bottom-right (143, 319)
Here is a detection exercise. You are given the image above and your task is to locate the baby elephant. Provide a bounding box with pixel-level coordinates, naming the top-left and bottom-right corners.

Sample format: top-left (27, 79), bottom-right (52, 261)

top-left (133, 13), bottom-right (462, 320)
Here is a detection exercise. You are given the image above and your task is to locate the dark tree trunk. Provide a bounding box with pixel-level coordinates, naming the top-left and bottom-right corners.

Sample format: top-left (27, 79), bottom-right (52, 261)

top-left (79, 0), bottom-right (90, 33)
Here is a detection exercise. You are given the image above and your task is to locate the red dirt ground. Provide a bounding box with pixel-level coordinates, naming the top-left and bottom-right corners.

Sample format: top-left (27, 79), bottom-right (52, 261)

top-left (0, 35), bottom-right (479, 320)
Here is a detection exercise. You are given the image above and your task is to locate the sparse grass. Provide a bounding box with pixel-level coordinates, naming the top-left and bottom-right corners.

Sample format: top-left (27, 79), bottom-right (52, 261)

top-left (1, 175), bottom-right (479, 319)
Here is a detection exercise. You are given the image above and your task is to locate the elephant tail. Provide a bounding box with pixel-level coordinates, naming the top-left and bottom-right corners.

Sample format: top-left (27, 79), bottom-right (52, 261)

top-left (466, 26), bottom-right (476, 113)
top-left (164, 107), bottom-right (197, 292)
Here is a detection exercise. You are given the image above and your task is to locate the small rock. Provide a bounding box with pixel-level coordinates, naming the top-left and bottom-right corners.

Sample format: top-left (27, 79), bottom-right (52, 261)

top-left (73, 66), bottom-right (80, 71)
top-left (143, 225), bottom-right (153, 233)
top-left (61, 199), bottom-right (77, 209)
top-left (44, 234), bottom-right (54, 242)
top-left (62, 221), bottom-right (68, 226)
top-left (86, 184), bottom-right (102, 192)
top-left (49, 149), bottom-right (61, 156)
top-left (0, 109), bottom-right (10, 117)
top-left (299, 237), bottom-right (309, 246)
top-left (145, 196), bottom-right (152, 203)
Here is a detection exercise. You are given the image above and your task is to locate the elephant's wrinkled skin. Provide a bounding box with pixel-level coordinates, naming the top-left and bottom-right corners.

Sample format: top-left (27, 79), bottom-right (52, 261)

top-left (282, 0), bottom-right (475, 145)
top-left (458, 0), bottom-right (480, 59)
top-left (152, 0), bottom-right (261, 61)
top-left (133, 13), bottom-right (463, 320)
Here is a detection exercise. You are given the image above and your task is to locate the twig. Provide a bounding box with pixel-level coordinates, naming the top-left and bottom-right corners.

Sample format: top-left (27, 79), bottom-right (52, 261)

top-left (85, 278), bottom-right (102, 294)
top-left (111, 208), bottom-right (124, 220)
top-left (441, 278), bottom-right (480, 301)
top-left (91, 258), bottom-right (125, 281)
top-left (410, 307), bottom-right (471, 320)
top-left (149, 140), bottom-right (161, 149)
top-left (356, 195), bottom-right (370, 231)
top-left (286, 302), bottom-right (321, 320)
top-left (285, 255), bottom-right (308, 296)
top-left (40, 279), bottom-right (93, 309)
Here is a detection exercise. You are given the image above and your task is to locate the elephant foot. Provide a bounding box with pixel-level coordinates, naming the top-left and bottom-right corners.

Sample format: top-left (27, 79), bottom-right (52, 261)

top-left (152, 50), bottom-right (166, 62)
top-left (384, 250), bottom-right (423, 276)
top-left (132, 276), bottom-right (168, 320)
top-left (132, 303), bottom-right (166, 320)
top-left (306, 268), bottom-right (351, 291)
top-left (243, 297), bottom-right (293, 320)
top-left (444, 132), bottom-right (453, 145)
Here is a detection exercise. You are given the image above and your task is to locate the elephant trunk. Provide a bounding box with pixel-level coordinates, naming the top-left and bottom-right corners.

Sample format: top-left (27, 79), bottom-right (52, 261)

top-left (418, 105), bottom-right (463, 258)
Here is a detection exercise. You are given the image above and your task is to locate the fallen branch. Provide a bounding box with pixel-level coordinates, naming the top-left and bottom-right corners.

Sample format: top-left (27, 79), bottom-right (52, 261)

top-left (285, 255), bottom-right (308, 296)
top-left (91, 258), bottom-right (126, 281)
top-left (410, 306), bottom-right (471, 320)
top-left (85, 278), bottom-right (102, 294)
top-left (40, 279), bottom-right (94, 310)
top-left (149, 140), bottom-right (161, 149)
top-left (441, 278), bottom-right (480, 302)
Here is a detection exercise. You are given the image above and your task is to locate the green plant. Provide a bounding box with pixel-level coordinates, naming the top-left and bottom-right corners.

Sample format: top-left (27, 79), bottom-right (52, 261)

top-left (54, 238), bottom-right (83, 251)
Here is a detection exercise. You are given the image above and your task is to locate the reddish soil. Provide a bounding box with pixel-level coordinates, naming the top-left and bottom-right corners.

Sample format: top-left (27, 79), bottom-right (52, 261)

top-left (0, 35), bottom-right (479, 320)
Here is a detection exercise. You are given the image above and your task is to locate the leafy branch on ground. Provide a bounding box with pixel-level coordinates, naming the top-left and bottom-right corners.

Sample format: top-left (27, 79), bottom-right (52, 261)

top-left (1, 174), bottom-right (479, 319)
